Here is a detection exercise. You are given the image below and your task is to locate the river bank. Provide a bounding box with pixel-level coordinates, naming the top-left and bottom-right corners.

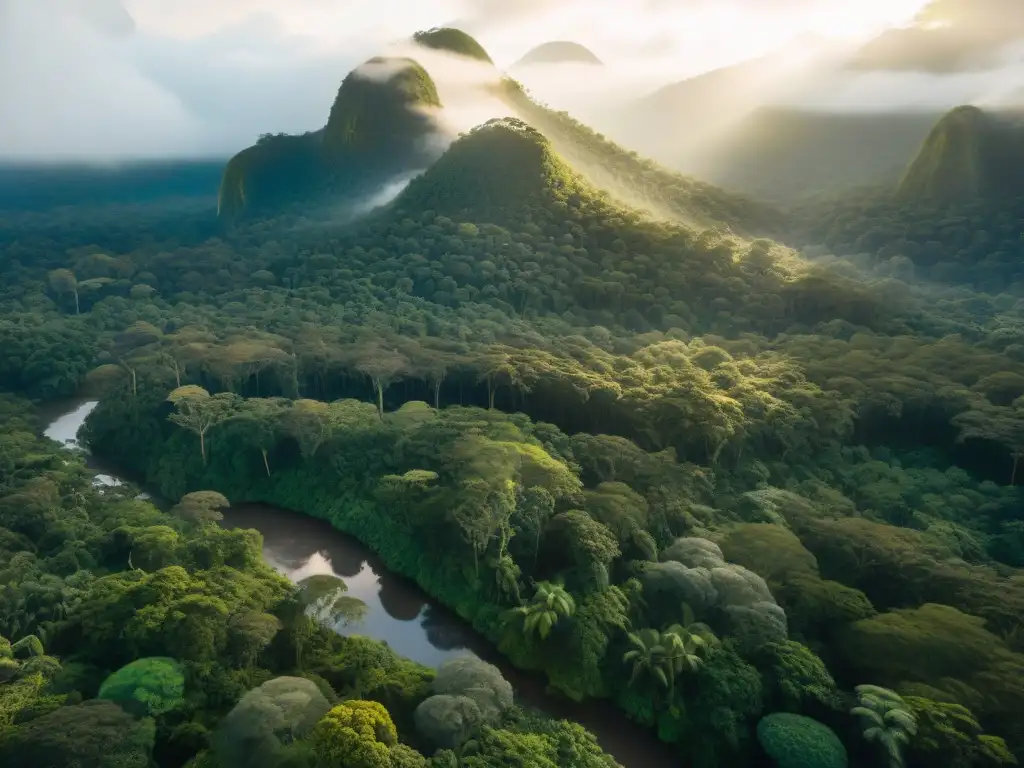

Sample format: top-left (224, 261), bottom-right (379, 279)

top-left (41, 397), bottom-right (679, 768)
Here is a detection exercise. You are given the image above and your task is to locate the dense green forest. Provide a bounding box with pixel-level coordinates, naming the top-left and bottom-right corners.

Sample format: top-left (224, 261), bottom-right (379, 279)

top-left (2, 23), bottom-right (1024, 768)
top-left (0, 395), bottom-right (620, 767)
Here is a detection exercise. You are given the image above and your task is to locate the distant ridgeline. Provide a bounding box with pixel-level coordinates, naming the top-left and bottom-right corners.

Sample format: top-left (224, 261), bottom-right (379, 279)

top-left (217, 56), bottom-right (444, 218)
top-left (0, 160), bottom-right (224, 212)
top-left (898, 105), bottom-right (1024, 203)
top-left (512, 41), bottom-right (603, 67)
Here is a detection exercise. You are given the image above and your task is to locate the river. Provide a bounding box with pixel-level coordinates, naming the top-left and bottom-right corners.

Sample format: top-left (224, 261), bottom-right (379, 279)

top-left (42, 398), bottom-right (678, 768)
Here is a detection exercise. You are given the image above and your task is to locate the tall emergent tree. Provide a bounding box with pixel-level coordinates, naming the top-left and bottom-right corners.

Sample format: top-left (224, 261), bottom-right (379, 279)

top-left (48, 269), bottom-right (79, 314)
top-left (166, 386), bottom-right (236, 463)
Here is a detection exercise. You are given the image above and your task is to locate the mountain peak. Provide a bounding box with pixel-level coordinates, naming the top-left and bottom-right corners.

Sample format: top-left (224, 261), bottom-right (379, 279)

top-left (392, 117), bottom-right (581, 222)
top-left (513, 41), bottom-right (603, 67)
top-left (897, 105), bottom-right (1024, 203)
top-left (218, 56), bottom-right (443, 218)
top-left (412, 27), bottom-right (493, 63)
top-left (323, 57), bottom-right (441, 152)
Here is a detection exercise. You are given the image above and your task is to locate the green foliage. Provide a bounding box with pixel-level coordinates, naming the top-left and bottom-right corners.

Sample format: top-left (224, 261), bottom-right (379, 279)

top-left (212, 676), bottom-right (332, 768)
top-left (414, 658), bottom-right (513, 749)
top-left (0, 699), bottom-right (156, 768)
top-left (97, 656), bottom-right (185, 717)
top-left (757, 641), bottom-right (841, 714)
top-left (412, 27), bottom-right (493, 63)
top-left (7, 34), bottom-right (1024, 765)
top-left (898, 106), bottom-right (1024, 204)
top-left (312, 699), bottom-right (398, 768)
top-left (851, 685), bottom-right (918, 768)
top-left (507, 581), bottom-right (575, 641)
top-left (905, 696), bottom-right (1017, 767)
top-left (756, 713), bottom-right (848, 768)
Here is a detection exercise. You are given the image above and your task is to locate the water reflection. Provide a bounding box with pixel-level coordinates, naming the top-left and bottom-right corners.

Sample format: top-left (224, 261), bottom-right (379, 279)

top-left (42, 399), bottom-right (96, 448)
top-left (42, 399), bottom-right (124, 488)
top-left (41, 400), bottom-right (680, 768)
top-left (221, 503), bottom-right (480, 669)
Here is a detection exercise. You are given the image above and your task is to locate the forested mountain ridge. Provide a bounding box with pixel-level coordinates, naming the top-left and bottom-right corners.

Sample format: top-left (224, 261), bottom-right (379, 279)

top-left (787, 107), bottom-right (1024, 293)
top-left (412, 26), bottom-right (494, 63)
top-left (218, 26), bottom-right (778, 236)
top-left (898, 105), bottom-right (1024, 204)
top-left (4, 17), bottom-right (1024, 768)
top-left (492, 79), bottom-right (781, 235)
top-left (217, 57), bottom-right (444, 218)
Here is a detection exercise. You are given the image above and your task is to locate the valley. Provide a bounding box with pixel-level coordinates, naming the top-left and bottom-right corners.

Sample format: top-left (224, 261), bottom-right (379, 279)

top-left (1, 10), bottom-right (1024, 768)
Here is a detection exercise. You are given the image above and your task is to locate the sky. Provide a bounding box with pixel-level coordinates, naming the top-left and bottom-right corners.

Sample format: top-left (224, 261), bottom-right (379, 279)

top-left (1, 0), bottom-right (1017, 161)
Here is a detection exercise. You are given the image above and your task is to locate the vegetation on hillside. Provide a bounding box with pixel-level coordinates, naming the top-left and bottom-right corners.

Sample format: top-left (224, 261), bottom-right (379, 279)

top-left (218, 57), bottom-right (443, 218)
top-left (898, 106), bottom-right (1024, 204)
top-left (411, 28), bottom-right (494, 63)
top-left (2, 32), bottom-right (1024, 766)
top-left (0, 396), bottom-right (623, 767)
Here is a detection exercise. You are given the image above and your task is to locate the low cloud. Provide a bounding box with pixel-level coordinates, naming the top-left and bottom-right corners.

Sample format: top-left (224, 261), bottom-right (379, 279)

top-left (0, 0), bottom-right (952, 162)
top-left (849, 0), bottom-right (1024, 73)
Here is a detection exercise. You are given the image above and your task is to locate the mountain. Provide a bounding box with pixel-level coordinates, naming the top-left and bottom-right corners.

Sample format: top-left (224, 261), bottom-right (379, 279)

top-left (897, 105), bottom-right (1024, 203)
top-left (684, 108), bottom-right (943, 202)
top-left (412, 27), bottom-right (494, 63)
top-left (493, 79), bottom-right (781, 234)
top-left (512, 42), bottom-right (603, 67)
top-left (218, 57), bottom-right (442, 217)
top-left (391, 117), bottom-right (586, 223)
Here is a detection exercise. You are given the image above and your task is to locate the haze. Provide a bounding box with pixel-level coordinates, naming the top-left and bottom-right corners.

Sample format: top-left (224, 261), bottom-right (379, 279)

top-left (2, 0), bottom-right (1005, 161)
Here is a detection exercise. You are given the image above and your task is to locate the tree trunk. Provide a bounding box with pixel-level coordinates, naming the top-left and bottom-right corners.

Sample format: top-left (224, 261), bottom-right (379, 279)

top-left (173, 361), bottom-right (181, 387)
top-left (375, 380), bottom-right (384, 420)
top-left (262, 449), bottom-right (271, 476)
top-left (1013, 454), bottom-right (1019, 486)
top-left (73, 290), bottom-right (79, 315)
top-left (199, 430), bottom-right (207, 464)
top-left (433, 379), bottom-right (442, 409)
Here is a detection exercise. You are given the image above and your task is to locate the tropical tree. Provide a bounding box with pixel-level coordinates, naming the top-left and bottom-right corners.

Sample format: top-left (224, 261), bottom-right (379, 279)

top-left (166, 386), bottom-right (236, 463)
top-left (622, 628), bottom-right (669, 691)
top-left (661, 623), bottom-right (711, 695)
top-left (48, 269), bottom-right (79, 314)
top-left (171, 491), bottom-right (231, 525)
top-left (312, 700), bottom-right (398, 768)
top-left (509, 581), bottom-right (576, 641)
top-left (97, 657), bottom-right (185, 717)
top-left (213, 677), bottom-right (330, 768)
top-left (851, 684), bottom-right (918, 768)
top-left (622, 621), bottom-right (712, 697)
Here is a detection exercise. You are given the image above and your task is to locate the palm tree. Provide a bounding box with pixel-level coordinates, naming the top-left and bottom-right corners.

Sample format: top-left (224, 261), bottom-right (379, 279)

top-left (662, 625), bottom-right (707, 670)
top-left (851, 684), bottom-right (918, 768)
top-left (623, 616), bottom-right (717, 696)
top-left (509, 581), bottom-right (576, 641)
top-left (623, 628), bottom-right (671, 690)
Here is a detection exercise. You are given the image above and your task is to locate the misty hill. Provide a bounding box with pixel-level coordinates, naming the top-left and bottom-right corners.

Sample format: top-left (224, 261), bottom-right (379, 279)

top-left (329, 116), bottom-right (866, 335)
top-left (412, 27), bottom-right (494, 63)
top-left (218, 58), bottom-right (442, 217)
top-left (391, 118), bottom-right (592, 223)
top-left (613, 52), bottom-right (792, 164)
top-left (512, 42), bottom-right (603, 67)
top-left (898, 105), bottom-right (1024, 203)
top-left (494, 79), bottom-right (780, 235)
top-left (675, 108), bottom-right (942, 202)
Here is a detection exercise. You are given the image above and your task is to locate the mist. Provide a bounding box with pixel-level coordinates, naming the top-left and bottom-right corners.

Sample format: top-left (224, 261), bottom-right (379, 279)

top-left (0, 0), bottom-right (951, 162)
